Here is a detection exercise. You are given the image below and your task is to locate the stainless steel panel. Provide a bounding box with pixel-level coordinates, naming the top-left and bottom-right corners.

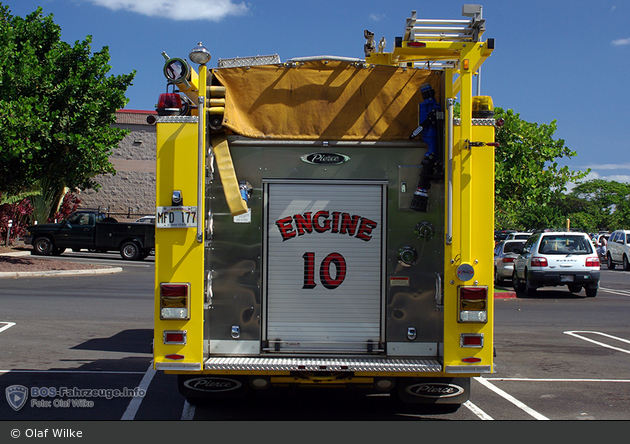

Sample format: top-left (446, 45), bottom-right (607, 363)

top-left (204, 140), bottom-right (444, 359)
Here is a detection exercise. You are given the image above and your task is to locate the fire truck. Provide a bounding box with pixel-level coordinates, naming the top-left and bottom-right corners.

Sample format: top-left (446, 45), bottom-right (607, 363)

top-left (152, 4), bottom-right (497, 412)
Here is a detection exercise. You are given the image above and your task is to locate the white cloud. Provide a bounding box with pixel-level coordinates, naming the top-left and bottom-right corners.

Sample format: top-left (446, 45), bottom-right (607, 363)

top-left (611, 37), bottom-right (630, 46)
top-left (583, 163), bottom-right (630, 170)
top-left (369, 13), bottom-right (386, 22)
top-left (86, 0), bottom-right (250, 21)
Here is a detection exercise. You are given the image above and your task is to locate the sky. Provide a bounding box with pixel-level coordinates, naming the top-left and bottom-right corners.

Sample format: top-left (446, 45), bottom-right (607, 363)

top-left (5, 0), bottom-right (630, 185)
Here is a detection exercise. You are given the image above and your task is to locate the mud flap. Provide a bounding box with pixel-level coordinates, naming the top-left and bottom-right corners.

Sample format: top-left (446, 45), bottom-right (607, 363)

top-left (395, 377), bottom-right (470, 405)
top-left (177, 375), bottom-right (249, 402)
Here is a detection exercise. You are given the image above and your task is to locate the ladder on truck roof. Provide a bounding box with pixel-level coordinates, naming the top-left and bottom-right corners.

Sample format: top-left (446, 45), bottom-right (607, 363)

top-left (365, 4), bottom-right (492, 71)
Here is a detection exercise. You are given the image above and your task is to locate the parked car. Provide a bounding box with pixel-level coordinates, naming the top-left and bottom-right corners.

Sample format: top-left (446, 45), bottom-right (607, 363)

top-left (135, 216), bottom-right (155, 224)
top-left (494, 240), bottom-right (525, 285)
top-left (513, 231), bottom-right (600, 297)
top-left (24, 210), bottom-right (155, 260)
top-left (494, 229), bottom-right (515, 243)
top-left (505, 232), bottom-right (533, 241)
top-left (605, 230), bottom-right (630, 270)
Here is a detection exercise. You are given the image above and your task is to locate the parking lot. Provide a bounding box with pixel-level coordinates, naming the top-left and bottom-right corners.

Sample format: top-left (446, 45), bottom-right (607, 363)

top-left (1, 256), bottom-right (629, 429)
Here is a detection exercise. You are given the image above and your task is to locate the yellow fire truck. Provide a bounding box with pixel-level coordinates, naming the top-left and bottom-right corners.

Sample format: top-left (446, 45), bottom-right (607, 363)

top-left (152, 4), bottom-right (497, 412)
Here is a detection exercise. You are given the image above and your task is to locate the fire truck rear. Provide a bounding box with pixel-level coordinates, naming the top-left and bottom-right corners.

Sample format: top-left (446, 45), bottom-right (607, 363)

top-left (153, 4), bottom-right (497, 412)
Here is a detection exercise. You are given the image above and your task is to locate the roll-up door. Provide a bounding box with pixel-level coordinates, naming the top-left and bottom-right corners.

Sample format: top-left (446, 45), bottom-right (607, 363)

top-left (265, 181), bottom-right (385, 353)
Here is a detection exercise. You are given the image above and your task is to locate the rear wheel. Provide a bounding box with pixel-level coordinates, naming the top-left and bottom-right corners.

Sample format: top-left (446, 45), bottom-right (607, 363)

top-left (525, 271), bottom-right (537, 296)
top-left (32, 237), bottom-right (54, 256)
top-left (512, 270), bottom-right (525, 292)
top-left (568, 284), bottom-right (582, 293)
top-left (585, 287), bottom-right (598, 297)
top-left (120, 241), bottom-right (141, 260)
top-left (607, 253), bottom-right (616, 270)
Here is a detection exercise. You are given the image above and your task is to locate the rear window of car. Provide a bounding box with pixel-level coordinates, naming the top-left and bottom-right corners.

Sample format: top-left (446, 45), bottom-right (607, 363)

top-left (503, 241), bottom-right (525, 253)
top-left (538, 235), bottom-right (593, 255)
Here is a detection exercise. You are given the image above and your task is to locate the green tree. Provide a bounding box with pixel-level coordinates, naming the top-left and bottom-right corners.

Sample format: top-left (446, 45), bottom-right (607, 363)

top-left (0, 4), bottom-right (135, 213)
top-left (493, 107), bottom-right (588, 230)
top-left (569, 179), bottom-right (630, 231)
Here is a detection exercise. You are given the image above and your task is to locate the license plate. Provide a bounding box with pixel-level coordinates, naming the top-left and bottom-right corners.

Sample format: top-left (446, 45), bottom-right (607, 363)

top-left (156, 206), bottom-right (198, 228)
top-left (560, 274), bottom-right (574, 283)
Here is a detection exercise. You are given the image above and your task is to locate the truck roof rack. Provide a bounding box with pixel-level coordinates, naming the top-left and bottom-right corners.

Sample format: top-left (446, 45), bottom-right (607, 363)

top-left (365, 4), bottom-right (492, 71)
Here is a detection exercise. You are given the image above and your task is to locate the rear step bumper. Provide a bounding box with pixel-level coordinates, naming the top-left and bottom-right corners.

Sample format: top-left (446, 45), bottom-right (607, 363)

top-left (204, 357), bottom-right (442, 372)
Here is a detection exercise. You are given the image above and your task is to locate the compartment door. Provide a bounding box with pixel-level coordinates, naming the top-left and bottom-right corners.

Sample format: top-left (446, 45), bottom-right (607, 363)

top-left (265, 181), bottom-right (385, 353)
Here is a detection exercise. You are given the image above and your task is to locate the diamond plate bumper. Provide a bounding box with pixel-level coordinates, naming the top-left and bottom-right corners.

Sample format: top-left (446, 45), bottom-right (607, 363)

top-left (204, 357), bottom-right (442, 372)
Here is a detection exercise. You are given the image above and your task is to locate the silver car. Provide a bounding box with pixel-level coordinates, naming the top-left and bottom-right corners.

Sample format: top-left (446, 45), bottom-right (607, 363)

top-left (494, 240), bottom-right (525, 285)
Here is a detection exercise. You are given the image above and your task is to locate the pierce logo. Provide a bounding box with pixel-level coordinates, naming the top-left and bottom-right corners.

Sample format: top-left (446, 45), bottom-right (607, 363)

top-left (183, 377), bottom-right (242, 393)
top-left (406, 383), bottom-right (464, 398)
top-left (301, 153), bottom-right (350, 165)
top-left (6, 384), bottom-right (28, 411)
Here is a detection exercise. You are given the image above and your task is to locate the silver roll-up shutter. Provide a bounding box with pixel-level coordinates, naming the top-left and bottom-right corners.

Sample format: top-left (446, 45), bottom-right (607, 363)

top-left (265, 181), bottom-right (384, 353)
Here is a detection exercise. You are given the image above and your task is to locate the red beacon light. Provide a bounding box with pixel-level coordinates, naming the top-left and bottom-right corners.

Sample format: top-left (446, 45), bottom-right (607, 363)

top-left (156, 92), bottom-right (183, 116)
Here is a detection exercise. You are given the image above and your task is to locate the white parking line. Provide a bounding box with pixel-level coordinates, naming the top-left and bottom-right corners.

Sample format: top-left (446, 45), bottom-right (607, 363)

top-left (0, 321), bottom-right (16, 334)
top-left (485, 377), bottom-right (630, 383)
top-left (181, 400), bottom-right (195, 420)
top-left (564, 331), bottom-right (630, 355)
top-left (474, 377), bottom-right (549, 420)
top-left (599, 287), bottom-right (630, 297)
top-left (121, 362), bottom-right (156, 420)
top-left (463, 400), bottom-right (494, 420)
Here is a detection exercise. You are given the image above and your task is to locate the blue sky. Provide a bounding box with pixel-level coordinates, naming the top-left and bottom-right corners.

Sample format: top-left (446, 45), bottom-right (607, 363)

top-left (6, 0), bottom-right (630, 185)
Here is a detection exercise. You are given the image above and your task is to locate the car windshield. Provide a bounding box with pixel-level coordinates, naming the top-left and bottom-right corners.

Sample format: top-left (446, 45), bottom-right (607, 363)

top-left (503, 241), bottom-right (525, 253)
top-left (538, 235), bottom-right (593, 255)
top-left (514, 234), bottom-right (530, 239)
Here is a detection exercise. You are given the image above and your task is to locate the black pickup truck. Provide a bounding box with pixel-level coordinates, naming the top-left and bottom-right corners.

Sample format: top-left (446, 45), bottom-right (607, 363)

top-left (24, 210), bottom-right (155, 260)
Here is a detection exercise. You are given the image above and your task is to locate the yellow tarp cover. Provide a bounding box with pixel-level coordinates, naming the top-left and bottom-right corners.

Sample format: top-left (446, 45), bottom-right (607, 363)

top-left (212, 60), bottom-right (442, 141)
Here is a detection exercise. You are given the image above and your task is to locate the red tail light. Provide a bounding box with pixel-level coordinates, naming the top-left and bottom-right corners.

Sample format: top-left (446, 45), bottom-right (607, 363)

top-left (160, 283), bottom-right (190, 320)
top-left (586, 257), bottom-right (600, 267)
top-left (531, 257), bottom-right (548, 267)
top-left (458, 286), bottom-right (488, 323)
top-left (502, 257), bottom-right (515, 263)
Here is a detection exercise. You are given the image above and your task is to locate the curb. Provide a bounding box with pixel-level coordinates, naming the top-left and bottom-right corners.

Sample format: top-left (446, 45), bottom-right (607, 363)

top-left (495, 289), bottom-right (517, 299)
top-left (0, 267), bottom-right (123, 279)
top-left (0, 250), bottom-right (123, 278)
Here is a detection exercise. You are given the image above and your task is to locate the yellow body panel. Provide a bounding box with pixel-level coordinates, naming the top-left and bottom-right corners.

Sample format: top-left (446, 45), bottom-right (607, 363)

top-left (443, 123), bottom-right (495, 373)
top-left (153, 122), bottom-right (205, 369)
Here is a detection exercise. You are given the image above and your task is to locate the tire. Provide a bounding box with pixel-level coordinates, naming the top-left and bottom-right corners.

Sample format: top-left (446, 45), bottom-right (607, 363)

top-left (120, 241), bottom-right (141, 260)
top-left (525, 270), bottom-right (537, 296)
top-left (567, 284), bottom-right (582, 293)
top-left (607, 253), bottom-right (616, 270)
top-left (512, 270), bottom-right (525, 292)
top-left (623, 255), bottom-right (630, 271)
top-left (32, 237), bottom-right (54, 256)
top-left (585, 287), bottom-right (597, 297)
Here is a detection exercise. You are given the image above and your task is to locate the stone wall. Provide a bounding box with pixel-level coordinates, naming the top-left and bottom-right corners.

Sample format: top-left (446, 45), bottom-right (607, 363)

top-left (76, 110), bottom-right (157, 220)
